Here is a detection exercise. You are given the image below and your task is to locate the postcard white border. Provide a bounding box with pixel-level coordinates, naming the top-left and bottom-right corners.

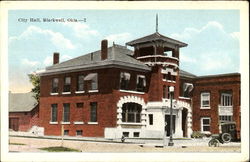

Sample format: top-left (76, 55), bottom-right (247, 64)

top-left (1, 1), bottom-right (249, 162)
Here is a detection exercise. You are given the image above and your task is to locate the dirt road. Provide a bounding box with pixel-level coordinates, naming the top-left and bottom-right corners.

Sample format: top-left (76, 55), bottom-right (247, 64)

top-left (9, 136), bottom-right (240, 153)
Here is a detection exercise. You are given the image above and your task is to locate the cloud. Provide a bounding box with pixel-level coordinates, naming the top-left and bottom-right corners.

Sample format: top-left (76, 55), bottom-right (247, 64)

top-left (105, 33), bottom-right (132, 45)
top-left (62, 22), bottom-right (98, 38)
top-left (43, 56), bottom-right (53, 66)
top-left (176, 21), bottom-right (239, 75)
top-left (21, 58), bottom-right (40, 67)
top-left (180, 54), bottom-right (197, 63)
top-left (230, 32), bottom-right (240, 40)
top-left (9, 25), bottom-right (76, 50)
top-left (170, 21), bottom-right (225, 41)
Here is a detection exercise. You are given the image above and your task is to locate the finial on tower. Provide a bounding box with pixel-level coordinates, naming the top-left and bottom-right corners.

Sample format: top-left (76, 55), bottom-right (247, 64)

top-left (156, 14), bottom-right (158, 33)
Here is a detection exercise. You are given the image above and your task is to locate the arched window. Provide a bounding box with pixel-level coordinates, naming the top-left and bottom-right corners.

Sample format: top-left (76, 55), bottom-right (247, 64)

top-left (122, 103), bottom-right (142, 123)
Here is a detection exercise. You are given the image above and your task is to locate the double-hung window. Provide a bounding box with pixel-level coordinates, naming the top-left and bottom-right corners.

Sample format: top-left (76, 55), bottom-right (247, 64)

top-left (221, 93), bottom-right (232, 106)
top-left (63, 77), bottom-right (71, 92)
top-left (77, 75), bottom-right (84, 91)
top-left (51, 78), bottom-right (59, 93)
top-left (201, 117), bottom-right (211, 132)
top-left (90, 102), bottom-right (97, 122)
top-left (201, 92), bottom-right (210, 108)
top-left (136, 75), bottom-right (146, 92)
top-left (63, 103), bottom-right (70, 122)
top-left (120, 72), bottom-right (130, 90)
top-left (51, 104), bottom-right (57, 122)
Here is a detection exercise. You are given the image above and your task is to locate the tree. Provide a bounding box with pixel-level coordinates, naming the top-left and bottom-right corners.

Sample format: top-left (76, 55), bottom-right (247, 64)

top-left (28, 73), bottom-right (40, 102)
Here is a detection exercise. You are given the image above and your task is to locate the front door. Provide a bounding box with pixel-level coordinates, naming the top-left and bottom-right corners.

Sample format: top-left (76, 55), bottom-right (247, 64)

top-left (165, 115), bottom-right (176, 136)
top-left (9, 118), bottom-right (19, 131)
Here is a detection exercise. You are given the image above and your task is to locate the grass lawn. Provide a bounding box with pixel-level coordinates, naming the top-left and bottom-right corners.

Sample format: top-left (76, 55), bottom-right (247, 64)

top-left (9, 142), bottom-right (26, 145)
top-left (39, 146), bottom-right (81, 152)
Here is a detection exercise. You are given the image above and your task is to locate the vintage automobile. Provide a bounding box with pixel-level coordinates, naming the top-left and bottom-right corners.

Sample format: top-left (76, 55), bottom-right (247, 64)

top-left (208, 122), bottom-right (237, 147)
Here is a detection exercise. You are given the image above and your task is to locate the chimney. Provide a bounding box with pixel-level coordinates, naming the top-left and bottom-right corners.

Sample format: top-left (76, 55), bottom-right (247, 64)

top-left (53, 52), bottom-right (59, 64)
top-left (101, 39), bottom-right (108, 60)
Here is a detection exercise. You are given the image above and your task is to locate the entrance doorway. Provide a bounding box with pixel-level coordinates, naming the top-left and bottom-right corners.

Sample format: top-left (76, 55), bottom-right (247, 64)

top-left (9, 118), bottom-right (19, 131)
top-left (165, 115), bottom-right (176, 136)
top-left (182, 108), bottom-right (188, 137)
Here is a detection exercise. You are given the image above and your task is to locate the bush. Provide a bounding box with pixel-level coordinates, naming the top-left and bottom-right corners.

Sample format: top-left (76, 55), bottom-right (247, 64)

top-left (191, 131), bottom-right (205, 138)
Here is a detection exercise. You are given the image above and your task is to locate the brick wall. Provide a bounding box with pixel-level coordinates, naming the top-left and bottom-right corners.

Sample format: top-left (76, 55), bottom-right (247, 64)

top-left (192, 74), bottom-right (240, 137)
top-left (9, 105), bottom-right (39, 131)
top-left (39, 67), bottom-right (149, 137)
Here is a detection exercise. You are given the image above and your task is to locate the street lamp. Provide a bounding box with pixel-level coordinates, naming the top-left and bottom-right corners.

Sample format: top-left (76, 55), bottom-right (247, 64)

top-left (168, 86), bottom-right (174, 146)
top-left (162, 105), bottom-right (167, 148)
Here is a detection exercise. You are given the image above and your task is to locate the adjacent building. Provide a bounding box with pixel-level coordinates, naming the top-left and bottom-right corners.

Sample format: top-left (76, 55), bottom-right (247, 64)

top-left (9, 92), bottom-right (39, 132)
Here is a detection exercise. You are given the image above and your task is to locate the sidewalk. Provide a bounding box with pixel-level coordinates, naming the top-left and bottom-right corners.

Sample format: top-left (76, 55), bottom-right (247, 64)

top-left (9, 131), bottom-right (241, 148)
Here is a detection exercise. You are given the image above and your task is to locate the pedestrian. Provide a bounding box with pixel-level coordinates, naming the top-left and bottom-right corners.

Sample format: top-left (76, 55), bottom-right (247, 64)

top-left (121, 135), bottom-right (125, 143)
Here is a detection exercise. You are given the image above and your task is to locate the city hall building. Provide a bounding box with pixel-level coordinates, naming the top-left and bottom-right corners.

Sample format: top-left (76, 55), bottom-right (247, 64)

top-left (38, 31), bottom-right (241, 139)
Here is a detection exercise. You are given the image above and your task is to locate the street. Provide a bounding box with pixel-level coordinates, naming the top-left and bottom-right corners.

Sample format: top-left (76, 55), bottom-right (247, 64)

top-left (9, 136), bottom-right (240, 153)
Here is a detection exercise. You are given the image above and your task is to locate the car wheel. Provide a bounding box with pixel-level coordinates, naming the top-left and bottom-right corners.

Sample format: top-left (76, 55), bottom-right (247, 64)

top-left (208, 139), bottom-right (219, 147)
top-left (221, 133), bottom-right (232, 143)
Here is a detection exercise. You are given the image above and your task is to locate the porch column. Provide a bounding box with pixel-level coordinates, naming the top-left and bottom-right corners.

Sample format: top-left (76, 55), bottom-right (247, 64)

top-left (187, 109), bottom-right (193, 138)
top-left (174, 108), bottom-right (183, 137)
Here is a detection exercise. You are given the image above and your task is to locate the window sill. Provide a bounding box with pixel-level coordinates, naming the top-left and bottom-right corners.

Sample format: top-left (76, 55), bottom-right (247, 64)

top-left (61, 122), bottom-right (71, 124)
top-left (62, 92), bottom-right (71, 95)
top-left (200, 107), bottom-right (211, 109)
top-left (74, 121), bottom-right (84, 125)
top-left (164, 80), bottom-right (176, 83)
top-left (179, 96), bottom-right (191, 100)
top-left (119, 89), bottom-right (145, 94)
top-left (121, 122), bottom-right (143, 126)
top-left (49, 122), bottom-right (58, 124)
top-left (201, 131), bottom-right (211, 134)
top-left (88, 90), bottom-right (99, 93)
top-left (87, 122), bottom-right (98, 125)
top-left (75, 91), bottom-right (85, 94)
top-left (50, 93), bottom-right (59, 95)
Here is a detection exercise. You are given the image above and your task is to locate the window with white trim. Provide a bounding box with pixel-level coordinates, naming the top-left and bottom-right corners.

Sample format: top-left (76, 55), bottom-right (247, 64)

top-left (63, 103), bottom-right (70, 122)
top-left (51, 78), bottom-right (59, 93)
top-left (201, 117), bottom-right (211, 132)
top-left (63, 77), bottom-right (71, 92)
top-left (221, 92), bottom-right (232, 106)
top-left (90, 102), bottom-right (97, 122)
top-left (136, 75), bottom-right (146, 92)
top-left (77, 75), bottom-right (84, 91)
top-left (219, 115), bottom-right (233, 122)
top-left (51, 104), bottom-right (57, 122)
top-left (122, 103), bottom-right (142, 123)
top-left (120, 72), bottom-right (130, 90)
top-left (201, 92), bottom-right (210, 108)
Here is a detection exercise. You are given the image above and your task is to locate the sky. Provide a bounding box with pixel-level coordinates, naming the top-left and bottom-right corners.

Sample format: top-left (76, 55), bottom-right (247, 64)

top-left (8, 10), bottom-right (240, 93)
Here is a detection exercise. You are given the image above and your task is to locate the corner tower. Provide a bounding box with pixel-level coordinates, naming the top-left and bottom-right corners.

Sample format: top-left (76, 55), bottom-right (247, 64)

top-left (126, 31), bottom-right (187, 101)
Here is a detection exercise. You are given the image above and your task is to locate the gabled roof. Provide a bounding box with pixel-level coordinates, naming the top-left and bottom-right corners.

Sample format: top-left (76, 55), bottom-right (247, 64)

top-left (126, 32), bottom-right (188, 47)
top-left (9, 92), bottom-right (38, 112)
top-left (179, 70), bottom-right (197, 79)
top-left (41, 44), bottom-right (151, 75)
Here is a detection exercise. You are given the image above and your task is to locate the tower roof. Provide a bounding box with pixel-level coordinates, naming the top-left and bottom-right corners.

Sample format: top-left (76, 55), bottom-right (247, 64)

top-left (126, 32), bottom-right (187, 47)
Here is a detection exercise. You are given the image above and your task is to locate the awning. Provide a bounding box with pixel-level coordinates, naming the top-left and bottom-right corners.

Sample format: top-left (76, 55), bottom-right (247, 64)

top-left (84, 73), bottom-right (97, 81)
top-left (137, 75), bottom-right (146, 86)
top-left (183, 83), bottom-right (194, 92)
top-left (121, 72), bottom-right (130, 80)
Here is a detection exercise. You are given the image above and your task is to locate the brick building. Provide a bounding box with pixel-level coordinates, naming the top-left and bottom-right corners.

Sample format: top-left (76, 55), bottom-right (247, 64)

top-left (9, 92), bottom-right (39, 132)
top-left (37, 31), bottom-right (241, 139)
top-left (192, 73), bottom-right (241, 138)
